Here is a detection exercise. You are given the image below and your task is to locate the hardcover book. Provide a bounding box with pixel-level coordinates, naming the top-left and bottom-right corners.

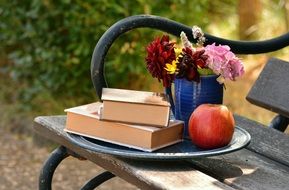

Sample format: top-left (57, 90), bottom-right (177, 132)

top-left (64, 102), bottom-right (184, 152)
top-left (100, 88), bottom-right (171, 127)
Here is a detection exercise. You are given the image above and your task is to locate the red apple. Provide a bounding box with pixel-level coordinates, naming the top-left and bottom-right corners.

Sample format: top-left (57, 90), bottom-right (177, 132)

top-left (188, 104), bottom-right (235, 149)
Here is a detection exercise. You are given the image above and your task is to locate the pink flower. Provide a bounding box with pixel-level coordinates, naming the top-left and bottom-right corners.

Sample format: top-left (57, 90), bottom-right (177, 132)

top-left (205, 43), bottom-right (244, 82)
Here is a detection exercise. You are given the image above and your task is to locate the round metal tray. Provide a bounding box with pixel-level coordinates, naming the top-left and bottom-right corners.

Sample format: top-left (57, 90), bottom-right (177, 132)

top-left (66, 126), bottom-right (251, 161)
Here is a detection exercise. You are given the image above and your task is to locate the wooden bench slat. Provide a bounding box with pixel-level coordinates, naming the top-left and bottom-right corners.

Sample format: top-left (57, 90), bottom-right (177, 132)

top-left (190, 149), bottom-right (289, 190)
top-left (246, 57), bottom-right (289, 118)
top-left (235, 115), bottom-right (289, 167)
top-left (34, 116), bottom-right (235, 190)
top-left (34, 115), bottom-right (289, 190)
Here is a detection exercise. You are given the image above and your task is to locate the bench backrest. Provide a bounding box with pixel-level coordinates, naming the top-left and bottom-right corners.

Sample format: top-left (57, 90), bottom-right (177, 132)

top-left (247, 58), bottom-right (289, 118)
top-left (246, 58), bottom-right (289, 131)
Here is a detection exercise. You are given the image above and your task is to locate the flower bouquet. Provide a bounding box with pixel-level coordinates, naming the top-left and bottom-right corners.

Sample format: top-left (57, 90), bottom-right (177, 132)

top-left (145, 26), bottom-right (244, 87)
top-left (145, 26), bottom-right (244, 137)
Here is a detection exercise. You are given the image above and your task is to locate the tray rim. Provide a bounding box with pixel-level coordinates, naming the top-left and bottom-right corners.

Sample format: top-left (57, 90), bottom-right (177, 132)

top-left (65, 126), bottom-right (251, 161)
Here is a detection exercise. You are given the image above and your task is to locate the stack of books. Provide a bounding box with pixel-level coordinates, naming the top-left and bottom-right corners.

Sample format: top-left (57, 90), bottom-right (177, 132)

top-left (64, 88), bottom-right (184, 152)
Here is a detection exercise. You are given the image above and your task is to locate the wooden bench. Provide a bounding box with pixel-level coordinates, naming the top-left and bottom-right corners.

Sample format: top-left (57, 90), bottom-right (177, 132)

top-left (34, 15), bottom-right (289, 190)
top-left (247, 57), bottom-right (289, 132)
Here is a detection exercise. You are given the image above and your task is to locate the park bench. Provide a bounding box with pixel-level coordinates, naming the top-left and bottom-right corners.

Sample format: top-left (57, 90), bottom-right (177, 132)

top-left (34, 15), bottom-right (289, 190)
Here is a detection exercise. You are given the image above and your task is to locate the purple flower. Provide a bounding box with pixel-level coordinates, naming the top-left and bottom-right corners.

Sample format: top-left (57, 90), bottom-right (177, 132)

top-left (205, 43), bottom-right (244, 82)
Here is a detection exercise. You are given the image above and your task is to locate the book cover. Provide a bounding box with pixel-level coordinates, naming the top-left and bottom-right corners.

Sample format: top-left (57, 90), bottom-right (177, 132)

top-left (100, 88), bottom-right (171, 127)
top-left (64, 102), bottom-right (184, 152)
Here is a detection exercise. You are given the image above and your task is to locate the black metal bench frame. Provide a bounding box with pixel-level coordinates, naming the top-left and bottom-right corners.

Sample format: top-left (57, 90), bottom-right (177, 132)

top-left (38, 15), bottom-right (289, 190)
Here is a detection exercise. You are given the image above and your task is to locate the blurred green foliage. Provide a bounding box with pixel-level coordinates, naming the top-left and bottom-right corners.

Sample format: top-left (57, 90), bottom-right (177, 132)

top-left (0, 0), bottom-right (237, 105)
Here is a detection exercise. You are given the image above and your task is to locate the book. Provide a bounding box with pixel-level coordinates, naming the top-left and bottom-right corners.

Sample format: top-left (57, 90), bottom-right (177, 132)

top-left (64, 102), bottom-right (183, 152)
top-left (100, 88), bottom-right (171, 127)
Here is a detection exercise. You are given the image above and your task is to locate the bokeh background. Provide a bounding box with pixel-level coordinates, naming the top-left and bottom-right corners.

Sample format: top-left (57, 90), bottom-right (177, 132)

top-left (1, 0), bottom-right (289, 189)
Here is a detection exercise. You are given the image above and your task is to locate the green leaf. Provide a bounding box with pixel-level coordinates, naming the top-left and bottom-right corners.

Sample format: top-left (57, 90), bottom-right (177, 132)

top-left (197, 68), bottom-right (215, 75)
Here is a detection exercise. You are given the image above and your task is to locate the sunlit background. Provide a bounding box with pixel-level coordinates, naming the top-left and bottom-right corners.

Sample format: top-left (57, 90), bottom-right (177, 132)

top-left (1, 0), bottom-right (288, 189)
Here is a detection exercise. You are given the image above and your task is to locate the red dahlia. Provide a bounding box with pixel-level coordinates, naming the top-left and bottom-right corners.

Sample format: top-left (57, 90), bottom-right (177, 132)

top-left (177, 48), bottom-right (209, 82)
top-left (145, 35), bottom-right (176, 87)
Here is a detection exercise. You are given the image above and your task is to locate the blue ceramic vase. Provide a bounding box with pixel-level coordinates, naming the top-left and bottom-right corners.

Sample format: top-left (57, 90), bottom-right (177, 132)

top-left (174, 75), bottom-right (224, 138)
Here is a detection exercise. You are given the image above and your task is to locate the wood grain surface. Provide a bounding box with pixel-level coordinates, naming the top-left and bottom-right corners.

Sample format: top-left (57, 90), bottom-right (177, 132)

top-left (34, 116), bottom-right (234, 190)
top-left (235, 115), bottom-right (289, 167)
top-left (246, 57), bottom-right (289, 118)
top-left (34, 115), bottom-right (289, 190)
